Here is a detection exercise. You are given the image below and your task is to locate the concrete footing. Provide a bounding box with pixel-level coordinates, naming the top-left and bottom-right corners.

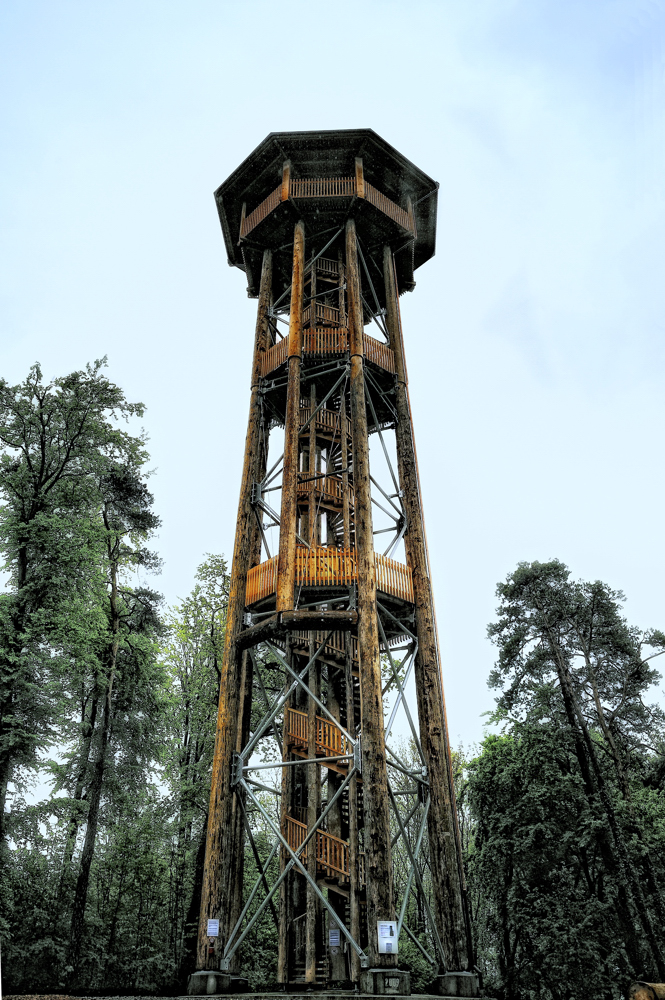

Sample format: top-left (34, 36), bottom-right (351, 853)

top-left (359, 969), bottom-right (412, 996)
top-left (434, 972), bottom-right (480, 997)
top-left (187, 971), bottom-right (249, 995)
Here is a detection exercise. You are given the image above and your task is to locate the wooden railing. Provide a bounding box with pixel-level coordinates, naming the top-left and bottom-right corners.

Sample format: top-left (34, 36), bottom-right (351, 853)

top-left (303, 302), bottom-right (342, 328)
top-left (303, 328), bottom-right (348, 355)
top-left (308, 256), bottom-right (341, 278)
top-left (364, 180), bottom-right (412, 231)
top-left (240, 184), bottom-right (281, 239)
top-left (290, 630), bottom-right (359, 665)
top-left (260, 337), bottom-right (289, 377)
top-left (296, 546), bottom-right (357, 588)
top-left (298, 403), bottom-right (350, 439)
top-left (285, 707), bottom-right (350, 756)
top-left (245, 546), bottom-right (413, 605)
top-left (261, 329), bottom-right (395, 378)
top-left (245, 555), bottom-right (278, 605)
top-left (296, 474), bottom-right (352, 508)
top-left (240, 178), bottom-right (414, 240)
top-left (363, 333), bottom-right (396, 373)
top-left (285, 815), bottom-right (366, 884)
top-left (375, 553), bottom-right (414, 602)
top-left (291, 177), bottom-right (355, 199)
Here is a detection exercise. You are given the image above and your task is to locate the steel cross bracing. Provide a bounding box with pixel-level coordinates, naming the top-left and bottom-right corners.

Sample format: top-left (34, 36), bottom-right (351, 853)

top-left (224, 616), bottom-right (439, 973)
top-left (197, 135), bottom-right (477, 996)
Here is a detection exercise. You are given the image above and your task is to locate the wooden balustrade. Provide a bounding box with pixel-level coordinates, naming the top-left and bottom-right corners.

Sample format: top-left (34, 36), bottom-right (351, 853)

top-left (240, 184), bottom-right (281, 239)
top-left (363, 180), bottom-right (412, 231)
top-left (307, 256), bottom-right (341, 278)
top-left (240, 178), bottom-right (414, 240)
top-left (286, 707), bottom-right (350, 756)
top-left (285, 814), bottom-right (366, 884)
top-left (290, 630), bottom-right (359, 665)
top-left (298, 403), bottom-right (350, 439)
top-left (245, 546), bottom-right (413, 605)
top-left (296, 474), bottom-right (352, 508)
top-left (375, 552), bottom-right (414, 602)
top-left (260, 337), bottom-right (289, 377)
top-left (245, 555), bottom-right (278, 605)
top-left (303, 302), bottom-right (342, 328)
top-left (291, 176), bottom-right (356, 199)
top-left (261, 329), bottom-right (395, 377)
top-left (363, 333), bottom-right (396, 373)
top-left (303, 328), bottom-right (348, 355)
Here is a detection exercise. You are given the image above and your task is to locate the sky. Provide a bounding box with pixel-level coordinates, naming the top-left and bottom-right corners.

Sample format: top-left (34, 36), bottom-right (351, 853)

top-left (2, 0), bottom-right (665, 750)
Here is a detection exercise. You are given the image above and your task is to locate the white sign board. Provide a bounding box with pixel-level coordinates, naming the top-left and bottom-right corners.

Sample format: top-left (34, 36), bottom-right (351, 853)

top-left (377, 920), bottom-right (398, 954)
top-left (207, 919), bottom-right (219, 937)
top-left (329, 928), bottom-right (341, 947)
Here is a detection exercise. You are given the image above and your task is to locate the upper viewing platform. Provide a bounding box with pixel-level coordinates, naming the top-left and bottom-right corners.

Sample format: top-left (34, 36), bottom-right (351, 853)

top-left (214, 129), bottom-right (439, 302)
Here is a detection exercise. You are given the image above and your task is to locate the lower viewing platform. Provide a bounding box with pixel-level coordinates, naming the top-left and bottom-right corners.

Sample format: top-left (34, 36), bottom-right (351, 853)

top-left (245, 545), bottom-right (414, 606)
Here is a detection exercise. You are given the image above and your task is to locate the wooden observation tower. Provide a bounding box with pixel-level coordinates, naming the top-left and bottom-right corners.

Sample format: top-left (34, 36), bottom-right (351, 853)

top-left (191, 130), bottom-right (478, 998)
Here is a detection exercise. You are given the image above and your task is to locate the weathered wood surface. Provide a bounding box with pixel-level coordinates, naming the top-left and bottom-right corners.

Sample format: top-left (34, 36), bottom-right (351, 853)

top-left (383, 244), bottom-right (471, 972)
top-left (306, 641), bottom-right (321, 982)
top-left (276, 220), bottom-right (305, 612)
top-left (346, 218), bottom-right (396, 967)
top-left (631, 986), bottom-right (665, 1000)
top-left (236, 609), bottom-right (358, 650)
top-left (196, 249), bottom-right (273, 971)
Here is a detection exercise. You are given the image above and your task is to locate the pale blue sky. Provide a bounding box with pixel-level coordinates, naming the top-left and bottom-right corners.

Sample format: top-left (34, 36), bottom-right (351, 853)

top-left (2, 0), bottom-right (665, 747)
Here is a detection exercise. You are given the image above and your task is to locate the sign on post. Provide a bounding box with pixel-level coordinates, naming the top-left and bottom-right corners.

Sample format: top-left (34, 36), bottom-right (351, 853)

top-left (207, 919), bottom-right (220, 937)
top-left (377, 920), bottom-right (398, 954)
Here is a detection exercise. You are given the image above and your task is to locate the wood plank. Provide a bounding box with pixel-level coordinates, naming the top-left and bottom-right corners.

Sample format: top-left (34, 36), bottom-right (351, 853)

top-left (384, 243), bottom-right (471, 973)
top-left (276, 220), bottom-right (305, 612)
top-left (346, 219), bottom-right (397, 968)
top-left (196, 248), bottom-right (273, 972)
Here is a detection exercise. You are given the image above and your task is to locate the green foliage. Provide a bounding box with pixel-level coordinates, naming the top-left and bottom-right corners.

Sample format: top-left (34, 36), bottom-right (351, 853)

top-left (464, 560), bottom-right (665, 1000)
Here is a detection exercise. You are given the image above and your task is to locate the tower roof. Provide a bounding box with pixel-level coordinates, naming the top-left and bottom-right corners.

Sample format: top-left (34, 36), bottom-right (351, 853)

top-left (215, 129), bottom-right (438, 297)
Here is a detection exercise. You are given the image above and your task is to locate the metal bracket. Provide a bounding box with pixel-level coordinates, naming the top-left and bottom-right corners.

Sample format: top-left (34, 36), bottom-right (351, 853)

top-left (243, 612), bottom-right (253, 627)
top-left (219, 958), bottom-right (230, 971)
top-left (231, 753), bottom-right (243, 787)
top-left (354, 736), bottom-right (362, 774)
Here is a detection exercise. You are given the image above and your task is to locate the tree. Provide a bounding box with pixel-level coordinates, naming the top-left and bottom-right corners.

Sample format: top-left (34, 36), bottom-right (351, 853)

top-left (0, 360), bottom-right (146, 842)
top-left (159, 554), bottom-right (229, 985)
top-left (466, 724), bottom-right (636, 1000)
top-left (65, 464), bottom-right (164, 982)
top-left (474, 559), bottom-right (665, 993)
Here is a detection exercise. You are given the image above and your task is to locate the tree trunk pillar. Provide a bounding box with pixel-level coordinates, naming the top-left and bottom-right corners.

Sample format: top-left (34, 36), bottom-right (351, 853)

top-left (277, 220), bottom-right (305, 612)
top-left (383, 244), bottom-right (472, 972)
top-left (196, 248), bottom-right (273, 972)
top-left (346, 219), bottom-right (396, 967)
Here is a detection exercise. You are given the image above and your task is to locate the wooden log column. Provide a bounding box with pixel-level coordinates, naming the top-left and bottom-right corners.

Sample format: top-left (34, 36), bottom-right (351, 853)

top-left (383, 244), bottom-right (473, 972)
top-left (346, 219), bottom-right (396, 967)
top-left (196, 248), bottom-right (273, 971)
top-left (278, 638), bottom-right (295, 984)
top-left (277, 219), bottom-right (305, 612)
top-left (305, 639), bottom-right (322, 983)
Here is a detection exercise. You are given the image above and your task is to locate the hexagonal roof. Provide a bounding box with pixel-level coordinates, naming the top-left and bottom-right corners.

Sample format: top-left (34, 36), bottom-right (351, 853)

top-left (214, 129), bottom-right (438, 294)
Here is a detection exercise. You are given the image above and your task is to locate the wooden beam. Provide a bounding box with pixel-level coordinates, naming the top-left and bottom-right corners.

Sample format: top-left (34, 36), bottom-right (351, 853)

top-left (196, 248), bottom-right (273, 972)
top-left (383, 244), bottom-right (472, 972)
top-left (281, 160), bottom-right (291, 202)
top-left (277, 220), bottom-right (305, 612)
top-left (346, 218), bottom-right (396, 968)
top-left (236, 609), bottom-right (358, 650)
top-left (355, 157), bottom-right (365, 199)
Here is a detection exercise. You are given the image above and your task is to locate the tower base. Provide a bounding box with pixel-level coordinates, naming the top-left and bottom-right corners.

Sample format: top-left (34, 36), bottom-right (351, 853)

top-left (360, 969), bottom-right (412, 996)
top-left (187, 971), bottom-right (249, 995)
top-left (434, 972), bottom-right (480, 997)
